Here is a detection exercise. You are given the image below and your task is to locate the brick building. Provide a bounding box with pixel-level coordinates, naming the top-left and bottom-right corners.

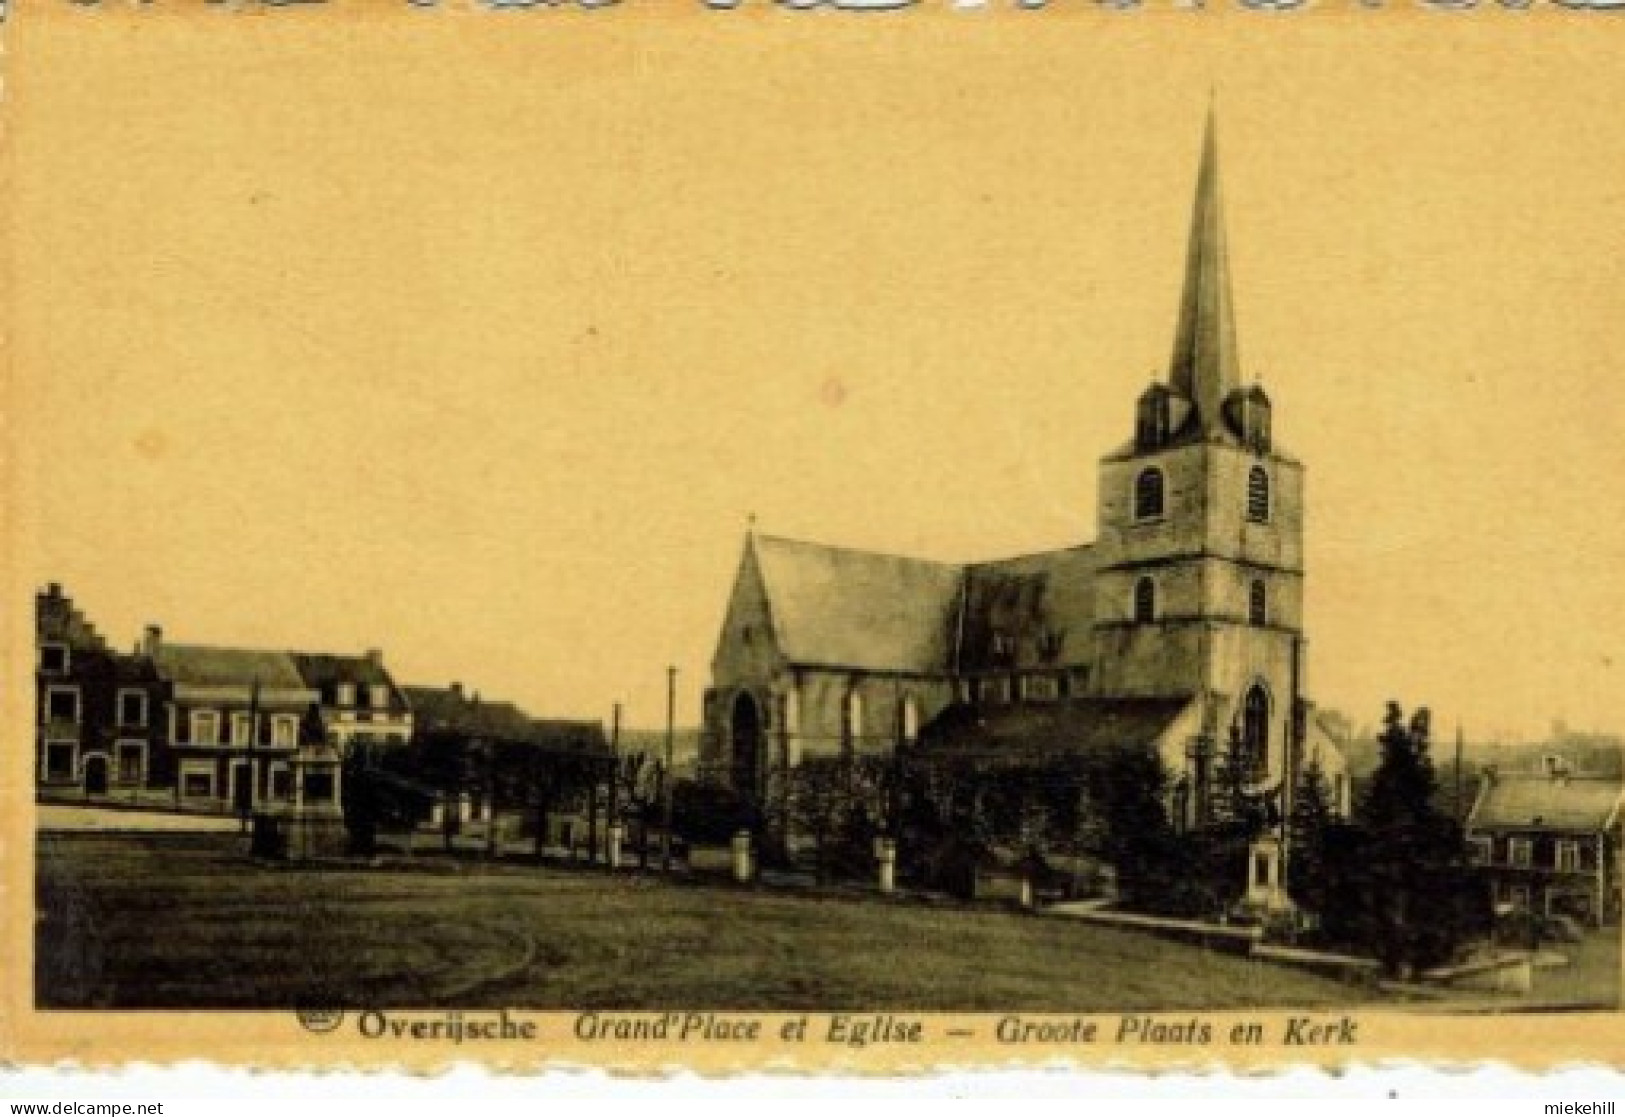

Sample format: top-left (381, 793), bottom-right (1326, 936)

top-left (35, 584), bottom-right (164, 797)
top-left (34, 587), bottom-right (403, 822)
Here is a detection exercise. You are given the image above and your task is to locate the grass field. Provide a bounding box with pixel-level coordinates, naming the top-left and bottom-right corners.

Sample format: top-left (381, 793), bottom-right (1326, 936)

top-left (36, 831), bottom-right (1386, 1010)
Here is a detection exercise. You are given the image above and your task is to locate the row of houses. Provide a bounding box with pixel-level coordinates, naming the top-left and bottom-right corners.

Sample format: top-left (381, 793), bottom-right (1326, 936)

top-left (34, 583), bottom-right (606, 826)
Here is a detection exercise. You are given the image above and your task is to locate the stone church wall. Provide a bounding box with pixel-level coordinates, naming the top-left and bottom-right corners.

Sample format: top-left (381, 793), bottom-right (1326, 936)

top-left (791, 669), bottom-right (955, 764)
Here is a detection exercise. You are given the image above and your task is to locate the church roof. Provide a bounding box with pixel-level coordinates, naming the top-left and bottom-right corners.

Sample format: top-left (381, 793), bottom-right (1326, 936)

top-left (751, 534), bottom-right (963, 674)
top-left (1468, 774), bottom-right (1623, 835)
top-left (919, 695), bottom-right (1197, 765)
top-left (958, 545), bottom-right (1097, 671)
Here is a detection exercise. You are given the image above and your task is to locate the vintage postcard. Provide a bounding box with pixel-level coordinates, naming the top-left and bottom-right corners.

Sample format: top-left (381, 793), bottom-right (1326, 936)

top-left (3, 0), bottom-right (1623, 1077)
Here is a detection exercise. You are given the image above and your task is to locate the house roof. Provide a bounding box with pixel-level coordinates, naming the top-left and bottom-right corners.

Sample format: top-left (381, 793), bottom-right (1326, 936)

top-left (401, 687), bottom-right (606, 753)
top-left (920, 695), bottom-right (1197, 765)
top-left (153, 644), bottom-right (308, 691)
top-left (289, 652), bottom-right (406, 711)
top-left (751, 534), bottom-right (963, 674)
top-left (36, 585), bottom-right (111, 653)
top-left (530, 719), bottom-right (611, 755)
top-left (1469, 774), bottom-right (1624, 835)
top-left (958, 545), bottom-right (1098, 671)
top-left (404, 686), bottom-right (532, 739)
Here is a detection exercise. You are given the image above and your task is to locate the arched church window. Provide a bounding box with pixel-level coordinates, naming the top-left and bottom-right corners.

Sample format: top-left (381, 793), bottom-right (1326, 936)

top-left (783, 686), bottom-right (799, 736)
top-left (844, 688), bottom-right (864, 745)
top-left (1249, 580), bottom-right (1267, 626)
top-left (1242, 684), bottom-right (1270, 779)
top-left (1247, 466), bottom-right (1271, 523)
top-left (1134, 577), bottom-right (1157, 623)
top-left (1135, 468), bottom-right (1165, 521)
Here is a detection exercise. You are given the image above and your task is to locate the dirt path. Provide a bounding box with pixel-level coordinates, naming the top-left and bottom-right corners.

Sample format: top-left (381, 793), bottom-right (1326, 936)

top-left (37, 804), bottom-right (242, 833)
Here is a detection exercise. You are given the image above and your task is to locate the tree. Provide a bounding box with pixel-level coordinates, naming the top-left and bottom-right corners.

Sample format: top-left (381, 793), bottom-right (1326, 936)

top-left (1337, 702), bottom-right (1487, 976)
top-left (611, 751), bottom-right (667, 869)
top-left (1194, 724), bottom-right (1278, 910)
top-left (1089, 746), bottom-right (1200, 915)
top-left (1286, 756), bottom-right (1336, 915)
top-left (784, 757), bottom-right (857, 884)
top-left (670, 778), bottom-right (755, 846)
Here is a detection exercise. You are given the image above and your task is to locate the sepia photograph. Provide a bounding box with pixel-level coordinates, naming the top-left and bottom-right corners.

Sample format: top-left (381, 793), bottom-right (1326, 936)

top-left (5, 0), bottom-right (1623, 1072)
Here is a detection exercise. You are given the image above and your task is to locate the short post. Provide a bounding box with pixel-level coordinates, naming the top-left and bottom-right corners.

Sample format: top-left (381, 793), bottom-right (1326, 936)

top-left (877, 837), bottom-right (897, 895)
top-left (1019, 876), bottom-right (1034, 910)
top-left (731, 829), bottom-right (753, 884)
top-left (607, 823), bottom-right (624, 869)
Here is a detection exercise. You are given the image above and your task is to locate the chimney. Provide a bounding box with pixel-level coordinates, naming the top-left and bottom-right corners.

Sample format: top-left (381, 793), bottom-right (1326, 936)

top-left (141, 624), bottom-right (163, 657)
top-left (45, 582), bottom-right (62, 599)
top-left (450, 681), bottom-right (464, 699)
top-left (363, 648), bottom-right (383, 667)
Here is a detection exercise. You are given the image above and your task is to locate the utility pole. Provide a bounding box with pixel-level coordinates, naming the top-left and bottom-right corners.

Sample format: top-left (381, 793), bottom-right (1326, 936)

top-left (606, 701), bottom-right (621, 866)
top-left (243, 676), bottom-right (261, 840)
top-left (661, 665), bottom-right (676, 872)
top-left (1454, 722), bottom-right (1466, 825)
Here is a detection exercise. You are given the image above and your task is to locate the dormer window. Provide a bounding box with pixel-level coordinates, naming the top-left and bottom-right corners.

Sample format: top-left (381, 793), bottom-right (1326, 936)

top-left (1247, 466), bottom-right (1270, 524)
top-left (990, 631), bottom-right (1016, 660)
top-left (1134, 467), bottom-right (1165, 521)
top-left (39, 643), bottom-right (69, 675)
top-left (369, 684), bottom-right (390, 710)
top-left (336, 683), bottom-right (356, 707)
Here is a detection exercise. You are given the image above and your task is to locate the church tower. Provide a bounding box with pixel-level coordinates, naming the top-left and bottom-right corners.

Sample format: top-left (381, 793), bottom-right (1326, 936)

top-left (1091, 108), bottom-right (1306, 791)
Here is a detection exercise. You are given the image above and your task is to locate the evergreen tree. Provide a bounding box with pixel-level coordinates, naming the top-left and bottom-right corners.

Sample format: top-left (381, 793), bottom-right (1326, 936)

top-left (1287, 756), bottom-right (1336, 914)
top-left (1091, 747), bottom-right (1201, 915)
top-left (1197, 725), bottom-right (1276, 909)
top-left (1347, 702), bottom-right (1484, 975)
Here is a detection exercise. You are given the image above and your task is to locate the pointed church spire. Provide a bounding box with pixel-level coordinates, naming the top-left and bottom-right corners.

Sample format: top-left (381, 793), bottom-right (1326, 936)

top-left (1168, 103), bottom-right (1241, 436)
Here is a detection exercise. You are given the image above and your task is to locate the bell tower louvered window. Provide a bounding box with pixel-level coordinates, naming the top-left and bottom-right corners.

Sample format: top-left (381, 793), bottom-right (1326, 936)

top-left (1247, 466), bottom-right (1270, 523)
top-left (1249, 580), bottom-right (1267, 626)
top-left (1135, 468), bottom-right (1165, 521)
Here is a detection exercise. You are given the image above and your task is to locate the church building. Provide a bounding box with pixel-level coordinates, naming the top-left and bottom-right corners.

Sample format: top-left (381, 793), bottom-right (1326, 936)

top-left (701, 112), bottom-right (1350, 890)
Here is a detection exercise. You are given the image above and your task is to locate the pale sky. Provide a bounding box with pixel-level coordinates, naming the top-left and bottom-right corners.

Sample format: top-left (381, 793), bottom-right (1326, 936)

top-left (10, 7), bottom-right (1624, 741)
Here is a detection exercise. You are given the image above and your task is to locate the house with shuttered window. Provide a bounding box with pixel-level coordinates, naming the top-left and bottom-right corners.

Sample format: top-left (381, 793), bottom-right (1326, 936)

top-left (1466, 758), bottom-right (1624, 925)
